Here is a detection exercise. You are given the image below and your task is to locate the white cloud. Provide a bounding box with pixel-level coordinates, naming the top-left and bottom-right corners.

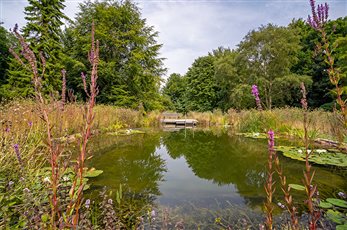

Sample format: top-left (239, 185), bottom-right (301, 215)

top-left (1, 0), bottom-right (346, 77)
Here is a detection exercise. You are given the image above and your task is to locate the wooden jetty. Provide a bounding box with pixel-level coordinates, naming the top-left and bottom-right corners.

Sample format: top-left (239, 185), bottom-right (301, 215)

top-left (161, 112), bottom-right (198, 126)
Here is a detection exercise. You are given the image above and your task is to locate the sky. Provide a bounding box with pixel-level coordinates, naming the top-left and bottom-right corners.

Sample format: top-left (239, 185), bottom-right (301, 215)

top-left (0, 0), bottom-right (346, 77)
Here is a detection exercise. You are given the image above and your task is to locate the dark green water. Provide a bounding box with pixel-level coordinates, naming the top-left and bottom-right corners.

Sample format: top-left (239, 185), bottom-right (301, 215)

top-left (87, 128), bottom-right (347, 217)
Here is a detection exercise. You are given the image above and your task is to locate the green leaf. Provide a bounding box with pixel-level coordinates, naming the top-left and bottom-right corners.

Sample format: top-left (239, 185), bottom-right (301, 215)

top-left (326, 198), bottom-right (347, 208)
top-left (337, 224), bottom-right (347, 230)
top-left (84, 169), bottom-right (103, 178)
top-left (319, 201), bottom-right (333, 209)
top-left (288, 184), bottom-right (305, 191)
top-left (41, 214), bottom-right (49, 223)
top-left (327, 210), bottom-right (346, 224)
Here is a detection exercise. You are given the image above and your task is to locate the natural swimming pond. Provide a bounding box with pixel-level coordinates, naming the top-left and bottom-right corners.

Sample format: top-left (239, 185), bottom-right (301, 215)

top-left (87, 128), bottom-right (347, 226)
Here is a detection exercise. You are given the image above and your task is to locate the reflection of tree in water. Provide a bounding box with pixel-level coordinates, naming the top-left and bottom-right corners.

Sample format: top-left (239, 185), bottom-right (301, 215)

top-left (162, 129), bottom-right (347, 209)
top-left (88, 132), bottom-right (167, 211)
top-left (162, 129), bottom-right (268, 202)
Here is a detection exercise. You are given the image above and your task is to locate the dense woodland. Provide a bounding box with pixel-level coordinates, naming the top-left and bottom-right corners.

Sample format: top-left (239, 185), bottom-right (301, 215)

top-left (0, 0), bottom-right (346, 112)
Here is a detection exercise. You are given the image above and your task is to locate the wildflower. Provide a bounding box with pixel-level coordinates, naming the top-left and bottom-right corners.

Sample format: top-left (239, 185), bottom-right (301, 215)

top-left (5, 127), bottom-right (10, 132)
top-left (23, 188), bottom-right (30, 193)
top-left (298, 149), bottom-right (303, 154)
top-left (62, 176), bottom-right (69, 182)
top-left (277, 202), bottom-right (285, 209)
top-left (13, 144), bottom-right (23, 166)
top-left (107, 199), bottom-right (113, 205)
top-left (85, 199), bottom-right (91, 208)
top-left (215, 217), bottom-right (221, 224)
top-left (151, 210), bottom-right (156, 218)
top-left (268, 129), bottom-right (275, 150)
top-left (316, 149), bottom-right (327, 154)
top-left (28, 121), bottom-right (33, 127)
top-left (8, 181), bottom-right (14, 187)
top-left (251, 85), bottom-right (262, 110)
top-left (338, 192), bottom-right (347, 199)
top-left (307, 0), bottom-right (329, 30)
top-left (43, 177), bottom-right (51, 183)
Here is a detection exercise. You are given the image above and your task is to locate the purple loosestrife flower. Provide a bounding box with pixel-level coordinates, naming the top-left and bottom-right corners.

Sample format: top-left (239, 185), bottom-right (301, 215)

top-left (251, 85), bottom-right (263, 110)
top-left (13, 144), bottom-right (23, 167)
top-left (307, 0), bottom-right (329, 30)
top-left (268, 129), bottom-right (275, 151)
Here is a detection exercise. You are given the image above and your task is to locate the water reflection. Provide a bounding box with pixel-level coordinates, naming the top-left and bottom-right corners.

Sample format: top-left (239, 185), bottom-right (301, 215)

top-left (88, 128), bottom-right (347, 213)
top-left (88, 131), bottom-right (166, 208)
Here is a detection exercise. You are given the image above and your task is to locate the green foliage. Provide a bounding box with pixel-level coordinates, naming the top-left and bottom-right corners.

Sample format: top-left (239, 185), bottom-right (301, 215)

top-left (185, 55), bottom-right (220, 112)
top-left (288, 184), bottom-right (305, 191)
top-left (236, 24), bottom-right (306, 109)
top-left (162, 73), bottom-right (188, 113)
top-left (4, 0), bottom-right (69, 98)
top-left (289, 17), bottom-right (347, 109)
top-left (64, 0), bottom-right (165, 109)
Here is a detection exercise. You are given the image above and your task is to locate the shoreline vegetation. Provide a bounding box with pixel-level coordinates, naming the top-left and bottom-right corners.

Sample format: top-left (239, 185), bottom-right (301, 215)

top-left (1, 99), bottom-right (345, 143)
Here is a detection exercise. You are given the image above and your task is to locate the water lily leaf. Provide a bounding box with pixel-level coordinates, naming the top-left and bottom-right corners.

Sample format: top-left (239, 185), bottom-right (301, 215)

top-left (288, 184), bottom-right (305, 191)
top-left (326, 198), bottom-right (347, 208)
top-left (275, 146), bottom-right (347, 167)
top-left (319, 201), bottom-right (333, 209)
top-left (327, 210), bottom-right (346, 224)
top-left (84, 169), bottom-right (103, 178)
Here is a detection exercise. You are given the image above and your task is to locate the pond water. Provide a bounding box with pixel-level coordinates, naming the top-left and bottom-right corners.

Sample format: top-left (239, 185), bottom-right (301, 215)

top-left (87, 128), bottom-right (347, 222)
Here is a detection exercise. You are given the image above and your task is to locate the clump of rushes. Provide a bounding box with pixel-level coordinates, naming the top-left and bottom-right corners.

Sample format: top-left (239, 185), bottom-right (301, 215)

top-left (251, 85), bottom-right (263, 110)
top-left (307, 0), bottom-right (346, 126)
top-left (300, 82), bottom-right (320, 229)
top-left (273, 138), bottom-right (299, 229)
top-left (264, 129), bottom-right (275, 230)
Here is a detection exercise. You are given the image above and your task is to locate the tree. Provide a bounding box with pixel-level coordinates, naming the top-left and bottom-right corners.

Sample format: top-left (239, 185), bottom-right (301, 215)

top-left (5, 0), bottom-right (69, 97)
top-left (0, 25), bottom-right (11, 84)
top-left (162, 73), bottom-right (188, 112)
top-left (237, 24), bottom-right (303, 109)
top-left (185, 55), bottom-right (220, 112)
top-left (289, 17), bottom-right (347, 109)
top-left (64, 0), bottom-right (165, 110)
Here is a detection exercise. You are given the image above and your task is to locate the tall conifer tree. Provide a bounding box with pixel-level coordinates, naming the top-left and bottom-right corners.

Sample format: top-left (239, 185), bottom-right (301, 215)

top-left (6, 0), bottom-right (69, 97)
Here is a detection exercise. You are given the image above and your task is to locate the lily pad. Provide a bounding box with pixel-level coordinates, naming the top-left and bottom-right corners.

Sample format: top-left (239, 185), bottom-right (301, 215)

top-left (288, 184), bottom-right (305, 191)
top-left (275, 146), bottom-right (347, 167)
top-left (319, 201), bottom-right (334, 209)
top-left (236, 132), bottom-right (277, 139)
top-left (326, 198), bottom-right (347, 208)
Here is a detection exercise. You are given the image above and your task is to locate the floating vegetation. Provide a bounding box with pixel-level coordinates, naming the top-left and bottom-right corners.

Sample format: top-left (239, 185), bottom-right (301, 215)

top-left (275, 146), bottom-right (347, 167)
top-left (236, 132), bottom-right (279, 139)
top-left (107, 129), bottom-right (145, 136)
